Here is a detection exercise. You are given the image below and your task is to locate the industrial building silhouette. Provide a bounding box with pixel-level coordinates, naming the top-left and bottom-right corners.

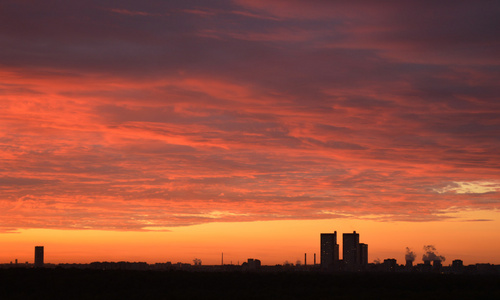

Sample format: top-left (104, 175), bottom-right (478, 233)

top-left (1, 234), bottom-right (497, 276)
top-left (34, 246), bottom-right (44, 268)
top-left (320, 231), bottom-right (368, 271)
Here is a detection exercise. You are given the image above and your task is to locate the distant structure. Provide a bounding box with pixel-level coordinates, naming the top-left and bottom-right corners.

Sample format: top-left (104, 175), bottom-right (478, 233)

top-left (193, 258), bottom-right (202, 266)
top-left (320, 232), bottom-right (339, 269)
top-left (433, 260), bottom-right (442, 272)
top-left (359, 243), bottom-right (368, 267)
top-left (383, 258), bottom-right (397, 272)
top-left (406, 260), bottom-right (413, 268)
top-left (343, 231), bottom-right (359, 269)
top-left (34, 246), bottom-right (44, 268)
top-left (242, 258), bottom-right (261, 271)
top-left (452, 259), bottom-right (463, 268)
top-left (452, 259), bottom-right (464, 273)
top-left (331, 231), bottom-right (368, 271)
top-left (405, 247), bottom-right (416, 268)
top-left (422, 245), bottom-right (445, 264)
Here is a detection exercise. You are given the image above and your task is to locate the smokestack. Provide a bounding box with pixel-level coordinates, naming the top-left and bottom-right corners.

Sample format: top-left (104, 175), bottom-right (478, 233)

top-left (405, 260), bottom-right (413, 268)
top-left (304, 253), bottom-right (307, 266)
top-left (404, 247), bottom-right (416, 268)
top-left (405, 247), bottom-right (416, 261)
top-left (221, 252), bottom-right (223, 266)
top-left (314, 253), bottom-right (316, 265)
top-left (433, 260), bottom-right (442, 269)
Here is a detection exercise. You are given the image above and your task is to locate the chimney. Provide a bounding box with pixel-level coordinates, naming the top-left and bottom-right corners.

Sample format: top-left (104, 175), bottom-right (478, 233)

top-left (433, 260), bottom-right (442, 271)
top-left (405, 260), bottom-right (413, 268)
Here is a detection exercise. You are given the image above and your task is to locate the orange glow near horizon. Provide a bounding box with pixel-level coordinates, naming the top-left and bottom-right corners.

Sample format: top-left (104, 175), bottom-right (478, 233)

top-left (2, 213), bottom-right (499, 266)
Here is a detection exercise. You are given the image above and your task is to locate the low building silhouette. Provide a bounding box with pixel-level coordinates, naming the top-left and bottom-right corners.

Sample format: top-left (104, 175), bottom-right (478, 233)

top-left (451, 259), bottom-right (464, 273)
top-left (383, 259), bottom-right (397, 272)
top-left (433, 260), bottom-right (442, 272)
top-left (242, 258), bottom-right (261, 271)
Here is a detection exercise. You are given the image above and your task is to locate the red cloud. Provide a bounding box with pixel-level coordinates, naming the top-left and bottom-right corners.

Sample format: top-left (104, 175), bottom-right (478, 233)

top-left (0, 1), bottom-right (499, 231)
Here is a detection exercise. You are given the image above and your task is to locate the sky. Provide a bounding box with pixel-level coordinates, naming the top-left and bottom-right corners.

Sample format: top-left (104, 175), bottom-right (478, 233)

top-left (1, 0), bottom-right (499, 265)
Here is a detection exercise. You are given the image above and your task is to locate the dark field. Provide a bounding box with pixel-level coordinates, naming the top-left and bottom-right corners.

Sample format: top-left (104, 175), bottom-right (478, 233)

top-left (0, 269), bottom-right (499, 299)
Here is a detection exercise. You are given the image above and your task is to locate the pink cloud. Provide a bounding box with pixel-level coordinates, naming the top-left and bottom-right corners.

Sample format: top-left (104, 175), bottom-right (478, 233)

top-left (110, 8), bottom-right (160, 17)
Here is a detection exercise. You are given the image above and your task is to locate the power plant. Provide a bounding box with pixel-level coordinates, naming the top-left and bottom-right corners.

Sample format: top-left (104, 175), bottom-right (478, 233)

top-left (0, 236), bottom-right (494, 275)
top-left (320, 231), bottom-right (368, 271)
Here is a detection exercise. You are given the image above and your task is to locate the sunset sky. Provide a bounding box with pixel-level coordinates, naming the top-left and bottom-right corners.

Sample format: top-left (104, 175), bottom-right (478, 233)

top-left (1, 0), bottom-right (499, 266)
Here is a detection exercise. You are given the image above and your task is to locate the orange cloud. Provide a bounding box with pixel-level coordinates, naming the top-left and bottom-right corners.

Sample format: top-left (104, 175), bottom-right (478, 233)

top-left (0, 1), bottom-right (498, 243)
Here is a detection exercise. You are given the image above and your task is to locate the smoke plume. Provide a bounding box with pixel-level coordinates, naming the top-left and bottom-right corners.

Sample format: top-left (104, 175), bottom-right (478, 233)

top-left (422, 245), bottom-right (445, 262)
top-left (405, 247), bottom-right (416, 262)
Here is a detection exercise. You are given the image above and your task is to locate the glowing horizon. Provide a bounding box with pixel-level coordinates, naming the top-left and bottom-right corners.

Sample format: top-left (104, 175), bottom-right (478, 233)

top-left (1, 0), bottom-right (499, 265)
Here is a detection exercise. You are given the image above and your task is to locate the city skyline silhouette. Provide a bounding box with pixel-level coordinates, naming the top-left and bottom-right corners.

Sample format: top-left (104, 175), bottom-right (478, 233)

top-left (2, 230), bottom-right (498, 275)
top-left (1, 0), bottom-right (499, 279)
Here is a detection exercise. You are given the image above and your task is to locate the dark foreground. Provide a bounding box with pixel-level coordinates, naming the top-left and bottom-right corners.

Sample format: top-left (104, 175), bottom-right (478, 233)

top-left (0, 269), bottom-right (499, 299)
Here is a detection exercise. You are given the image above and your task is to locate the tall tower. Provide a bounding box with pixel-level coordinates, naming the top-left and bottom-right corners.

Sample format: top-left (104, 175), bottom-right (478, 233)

top-left (343, 231), bottom-right (359, 269)
top-left (320, 232), bottom-right (339, 269)
top-left (34, 246), bottom-right (44, 268)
